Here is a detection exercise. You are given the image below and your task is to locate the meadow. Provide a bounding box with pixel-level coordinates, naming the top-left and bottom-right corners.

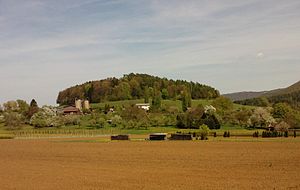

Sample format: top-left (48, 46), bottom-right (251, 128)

top-left (90, 99), bottom-right (253, 110)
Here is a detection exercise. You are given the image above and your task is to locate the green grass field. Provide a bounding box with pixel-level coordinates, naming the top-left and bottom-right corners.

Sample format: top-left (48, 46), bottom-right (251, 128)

top-left (91, 99), bottom-right (255, 111)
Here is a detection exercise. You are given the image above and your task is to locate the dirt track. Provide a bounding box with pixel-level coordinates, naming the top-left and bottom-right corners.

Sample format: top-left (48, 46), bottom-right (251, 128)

top-left (0, 139), bottom-right (299, 190)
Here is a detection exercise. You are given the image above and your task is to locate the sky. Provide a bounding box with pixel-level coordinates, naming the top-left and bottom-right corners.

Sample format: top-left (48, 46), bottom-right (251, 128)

top-left (0, 0), bottom-right (300, 105)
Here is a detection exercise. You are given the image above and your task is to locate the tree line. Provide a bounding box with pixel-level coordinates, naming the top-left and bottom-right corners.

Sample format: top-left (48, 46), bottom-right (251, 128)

top-left (57, 73), bottom-right (220, 105)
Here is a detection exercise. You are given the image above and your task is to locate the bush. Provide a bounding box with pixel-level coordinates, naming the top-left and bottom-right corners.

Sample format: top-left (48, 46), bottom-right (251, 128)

top-left (223, 131), bottom-right (230, 138)
top-left (253, 131), bottom-right (259, 138)
top-left (87, 117), bottom-right (106, 129)
top-left (199, 124), bottom-right (209, 140)
top-left (203, 114), bottom-right (221, 129)
top-left (110, 115), bottom-right (123, 127)
top-left (274, 121), bottom-right (290, 132)
top-left (4, 112), bottom-right (24, 129)
top-left (213, 132), bottom-right (217, 137)
top-left (62, 115), bottom-right (81, 126)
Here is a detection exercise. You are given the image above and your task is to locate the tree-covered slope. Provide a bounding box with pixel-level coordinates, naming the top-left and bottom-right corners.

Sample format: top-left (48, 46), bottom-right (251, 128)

top-left (234, 81), bottom-right (300, 110)
top-left (223, 91), bottom-right (267, 101)
top-left (224, 80), bottom-right (300, 101)
top-left (57, 73), bottom-right (220, 105)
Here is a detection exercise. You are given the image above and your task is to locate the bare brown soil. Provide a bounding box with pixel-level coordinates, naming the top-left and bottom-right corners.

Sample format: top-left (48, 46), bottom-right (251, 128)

top-left (0, 139), bottom-right (299, 190)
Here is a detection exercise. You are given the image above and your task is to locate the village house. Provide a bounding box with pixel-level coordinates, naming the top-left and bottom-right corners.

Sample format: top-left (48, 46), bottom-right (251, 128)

top-left (135, 103), bottom-right (150, 111)
top-left (62, 106), bottom-right (80, 115)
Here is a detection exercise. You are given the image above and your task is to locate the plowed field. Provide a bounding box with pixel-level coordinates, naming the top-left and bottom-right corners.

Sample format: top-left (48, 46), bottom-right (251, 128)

top-left (0, 139), bottom-right (299, 189)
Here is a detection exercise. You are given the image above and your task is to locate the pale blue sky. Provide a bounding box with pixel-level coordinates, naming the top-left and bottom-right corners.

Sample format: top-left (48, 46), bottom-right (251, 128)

top-left (0, 0), bottom-right (300, 105)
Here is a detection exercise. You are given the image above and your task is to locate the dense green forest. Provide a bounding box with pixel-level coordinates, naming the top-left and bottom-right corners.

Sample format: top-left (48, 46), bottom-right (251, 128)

top-left (57, 73), bottom-right (220, 105)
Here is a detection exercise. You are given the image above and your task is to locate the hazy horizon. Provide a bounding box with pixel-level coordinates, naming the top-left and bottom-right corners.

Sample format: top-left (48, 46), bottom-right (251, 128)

top-left (1, 0), bottom-right (300, 105)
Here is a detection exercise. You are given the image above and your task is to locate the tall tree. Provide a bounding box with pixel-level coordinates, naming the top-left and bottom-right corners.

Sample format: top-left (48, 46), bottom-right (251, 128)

top-left (212, 96), bottom-right (234, 115)
top-left (28, 99), bottom-right (39, 119)
top-left (144, 86), bottom-right (150, 103)
top-left (16, 99), bottom-right (29, 117)
top-left (181, 90), bottom-right (192, 112)
top-left (151, 88), bottom-right (162, 111)
top-left (3, 101), bottom-right (19, 112)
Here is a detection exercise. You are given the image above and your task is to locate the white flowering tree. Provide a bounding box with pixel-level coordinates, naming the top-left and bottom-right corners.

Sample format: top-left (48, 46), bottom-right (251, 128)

top-left (248, 107), bottom-right (276, 128)
top-left (30, 106), bottom-right (62, 128)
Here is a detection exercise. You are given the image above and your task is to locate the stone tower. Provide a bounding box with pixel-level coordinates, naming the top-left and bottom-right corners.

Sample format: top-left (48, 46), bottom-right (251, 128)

top-left (83, 100), bottom-right (90, 110)
top-left (75, 99), bottom-right (82, 110)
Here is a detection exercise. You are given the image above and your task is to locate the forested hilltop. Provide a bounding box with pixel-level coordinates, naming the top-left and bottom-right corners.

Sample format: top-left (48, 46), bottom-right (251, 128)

top-left (57, 73), bottom-right (220, 105)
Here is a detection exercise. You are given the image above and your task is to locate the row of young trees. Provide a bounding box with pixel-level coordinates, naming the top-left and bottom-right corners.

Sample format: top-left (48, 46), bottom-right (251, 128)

top-left (57, 73), bottom-right (220, 105)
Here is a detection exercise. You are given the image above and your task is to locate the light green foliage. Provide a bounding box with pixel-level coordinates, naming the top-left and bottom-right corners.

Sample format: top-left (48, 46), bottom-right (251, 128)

top-left (233, 108), bottom-right (252, 126)
top-left (272, 103), bottom-right (292, 119)
top-left (83, 113), bottom-right (107, 129)
top-left (144, 86), bottom-right (150, 103)
top-left (161, 88), bottom-right (169, 100)
top-left (136, 119), bottom-right (151, 129)
top-left (84, 82), bottom-right (93, 100)
top-left (111, 115), bottom-right (123, 127)
top-left (212, 96), bottom-right (234, 115)
top-left (3, 101), bottom-right (19, 112)
top-left (163, 115), bottom-right (177, 126)
top-left (149, 114), bottom-right (176, 127)
top-left (121, 105), bottom-right (147, 121)
top-left (199, 124), bottom-right (210, 140)
top-left (151, 88), bottom-right (162, 111)
top-left (62, 115), bottom-right (81, 126)
top-left (129, 78), bottom-right (142, 98)
top-left (16, 100), bottom-right (29, 116)
top-left (181, 89), bottom-right (192, 112)
top-left (3, 112), bottom-right (24, 129)
top-left (113, 82), bottom-right (132, 100)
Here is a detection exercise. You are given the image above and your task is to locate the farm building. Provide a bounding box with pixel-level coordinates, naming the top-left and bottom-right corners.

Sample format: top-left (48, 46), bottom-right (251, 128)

top-left (62, 106), bottom-right (80, 115)
top-left (136, 103), bottom-right (150, 111)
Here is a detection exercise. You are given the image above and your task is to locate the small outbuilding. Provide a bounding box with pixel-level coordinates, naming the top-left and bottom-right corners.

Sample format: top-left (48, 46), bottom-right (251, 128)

top-left (111, 135), bottom-right (129, 140)
top-left (149, 133), bottom-right (167, 140)
top-left (169, 133), bottom-right (192, 140)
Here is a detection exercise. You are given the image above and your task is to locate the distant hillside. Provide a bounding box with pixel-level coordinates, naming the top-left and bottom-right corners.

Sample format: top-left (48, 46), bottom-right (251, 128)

top-left (232, 80), bottom-right (300, 110)
top-left (57, 73), bottom-right (220, 105)
top-left (263, 81), bottom-right (300, 97)
top-left (224, 81), bottom-right (300, 101)
top-left (223, 91), bottom-right (267, 101)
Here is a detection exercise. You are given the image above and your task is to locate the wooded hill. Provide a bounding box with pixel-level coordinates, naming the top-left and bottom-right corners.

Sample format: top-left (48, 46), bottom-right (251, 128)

top-left (224, 81), bottom-right (300, 101)
top-left (57, 73), bottom-right (220, 105)
top-left (232, 81), bottom-right (300, 110)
